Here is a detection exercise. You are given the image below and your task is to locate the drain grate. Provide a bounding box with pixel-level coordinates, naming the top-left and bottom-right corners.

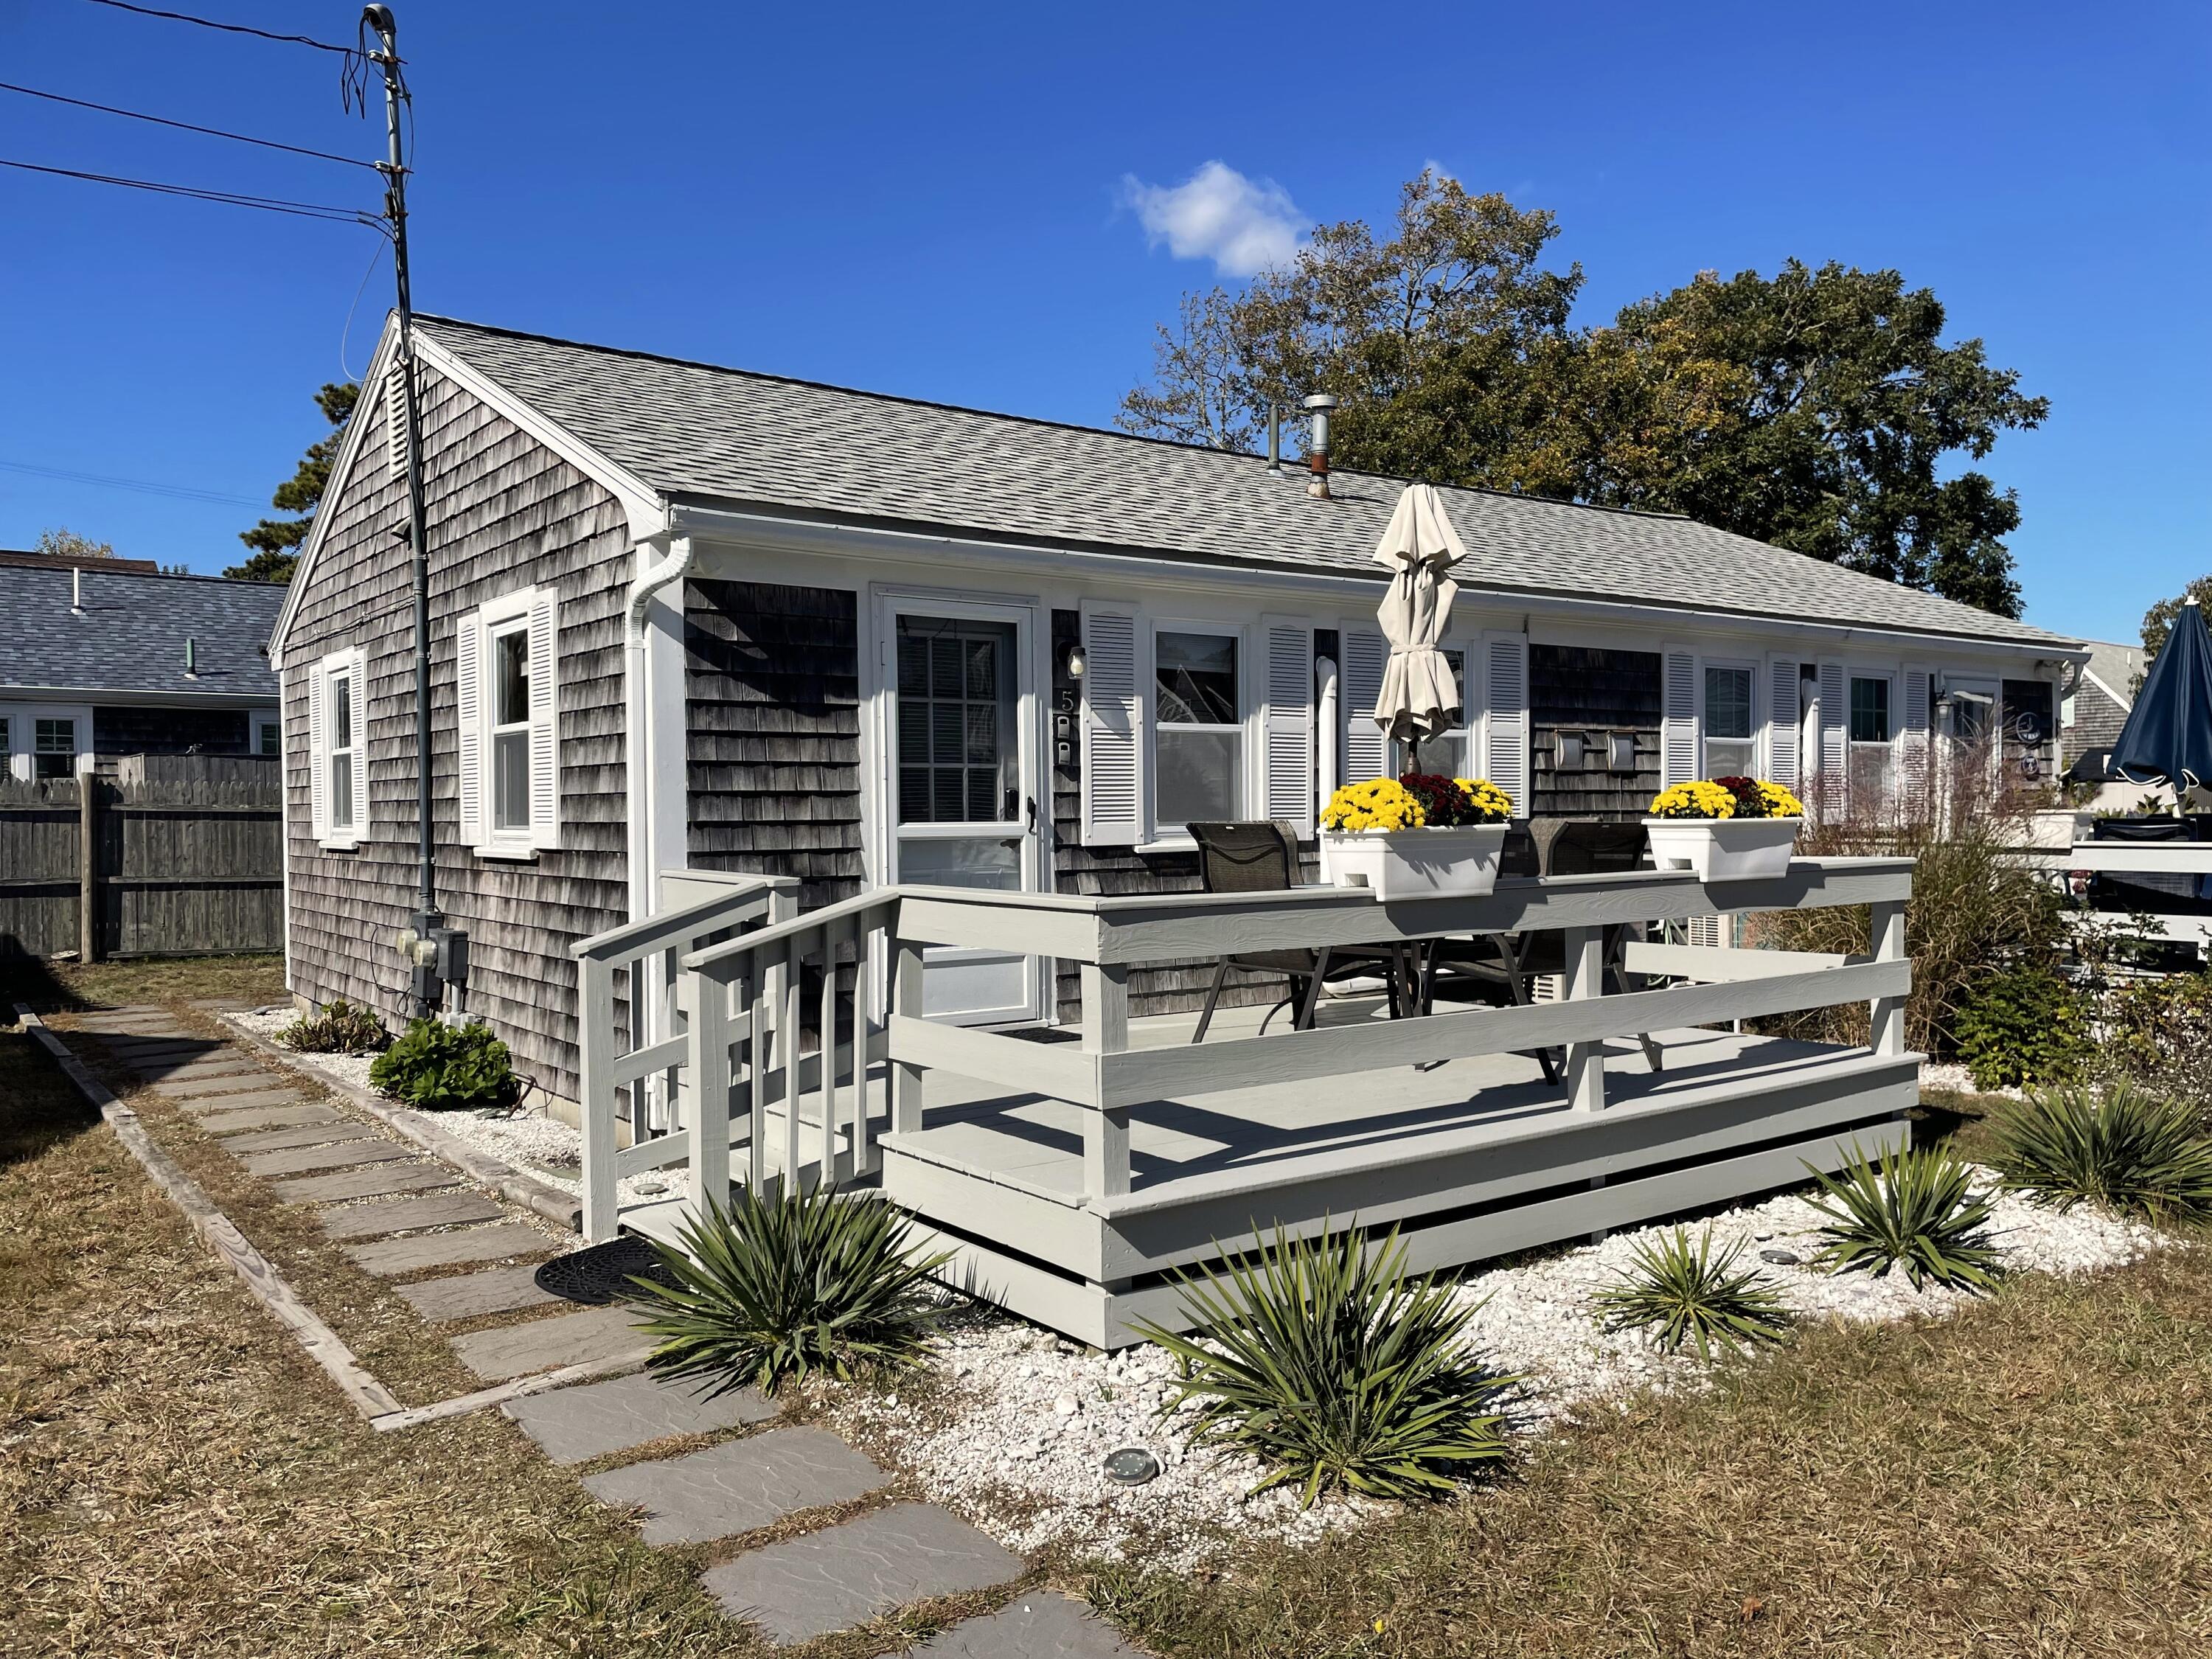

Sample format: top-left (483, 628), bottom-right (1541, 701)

top-left (534, 1235), bottom-right (682, 1306)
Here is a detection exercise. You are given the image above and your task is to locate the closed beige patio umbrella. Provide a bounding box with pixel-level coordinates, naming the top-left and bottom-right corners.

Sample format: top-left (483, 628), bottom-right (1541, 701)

top-left (1371, 482), bottom-right (1467, 758)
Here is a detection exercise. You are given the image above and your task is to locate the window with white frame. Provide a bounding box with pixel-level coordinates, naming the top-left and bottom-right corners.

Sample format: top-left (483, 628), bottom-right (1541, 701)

top-left (308, 649), bottom-right (368, 849)
top-left (35, 717), bottom-right (78, 780)
top-left (327, 668), bottom-right (358, 831)
top-left (1153, 629), bottom-right (1242, 827)
top-left (252, 709), bottom-right (280, 758)
top-left (1399, 647), bottom-right (1469, 776)
top-left (457, 587), bottom-right (560, 855)
top-left (1703, 664), bottom-right (1756, 778)
top-left (1848, 672), bottom-right (1894, 800)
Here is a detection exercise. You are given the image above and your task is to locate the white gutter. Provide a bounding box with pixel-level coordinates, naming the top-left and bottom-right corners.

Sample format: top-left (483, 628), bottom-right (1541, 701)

top-left (625, 530), bottom-right (691, 923)
top-left (1315, 655), bottom-right (1339, 879)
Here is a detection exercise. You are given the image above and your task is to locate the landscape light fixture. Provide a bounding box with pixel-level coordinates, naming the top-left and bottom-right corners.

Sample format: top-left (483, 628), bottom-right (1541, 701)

top-left (1062, 641), bottom-right (1087, 681)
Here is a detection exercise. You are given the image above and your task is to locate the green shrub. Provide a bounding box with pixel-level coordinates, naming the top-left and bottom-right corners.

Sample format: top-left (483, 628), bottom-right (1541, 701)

top-left (1133, 1225), bottom-right (1517, 1506)
top-left (367, 1016), bottom-right (518, 1111)
top-left (627, 1187), bottom-right (948, 1398)
top-left (1592, 1227), bottom-right (1790, 1360)
top-left (1955, 963), bottom-right (2091, 1091)
top-left (276, 998), bottom-right (387, 1055)
top-left (2095, 974), bottom-right (2212, 1122)
top-left (1804, 1143), bottom-right (2004, 1293)
top-left (1990, 1083), bottom-right (2212, 1223)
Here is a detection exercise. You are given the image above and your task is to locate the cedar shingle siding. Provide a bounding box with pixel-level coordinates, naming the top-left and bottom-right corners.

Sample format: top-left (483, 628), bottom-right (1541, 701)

top-left (282, 362), bottom-right (630, 1105)
top-left (684, 580), bottom-right (865, 911)
top-left (1530, 644), bottom-right (1662, 821)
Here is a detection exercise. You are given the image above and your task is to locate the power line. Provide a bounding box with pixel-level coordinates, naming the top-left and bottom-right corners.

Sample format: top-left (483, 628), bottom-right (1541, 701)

top-left (0, 157), bottom-right (383, 229)
top-left (0, 81), bottom-right (379, 170)
top-left (81, 0), bottom-right (364, 56)
top-left (0, 458), bottom-right (263, 508)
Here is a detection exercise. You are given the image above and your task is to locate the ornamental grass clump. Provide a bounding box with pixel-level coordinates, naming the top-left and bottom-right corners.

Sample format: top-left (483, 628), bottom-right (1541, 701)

top-left (1133, 1224), bottom-right (1517, 1506)
top-left (627, 1186), bottom-right (950, 1398)
top-left (1804, 1143), bottom-right (2004, 1293)
top-left (1990, 1082), bottom-right (2212, 1224)
top-left (276, 997), bottom-right (386, 1054)
top-left (367, 1016), bottom-right (518, 1110)
top-left (1592, 1227), bottom-right (1790, 1360)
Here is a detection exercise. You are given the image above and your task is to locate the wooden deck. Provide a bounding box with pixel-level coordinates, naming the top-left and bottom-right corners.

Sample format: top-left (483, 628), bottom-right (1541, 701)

top-left (583, 857), bottom-right (1919, 1349)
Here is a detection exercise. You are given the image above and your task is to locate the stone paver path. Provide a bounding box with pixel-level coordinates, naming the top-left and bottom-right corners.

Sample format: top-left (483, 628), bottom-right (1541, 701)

top-left (62, 1006), bottom-right (1147, 1653)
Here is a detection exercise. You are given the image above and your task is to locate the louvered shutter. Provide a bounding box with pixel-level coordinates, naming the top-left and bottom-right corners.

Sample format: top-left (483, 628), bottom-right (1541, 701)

top-left (1079, 604), bottom-right (1144, 846)
top-left (1340, 625), bottom-right (1388, 782)
top-left (347, 649), bottom-right (369, 847)
top-left (1817, 659), bottom-right (1847, 811)
top-left (307, 661), bottom-right (327, 841)
top-left (1260, 616), bottom-right (1315, 835)
top-left (1901, 666), bottom-right (1933, 821)
top-left (456, 610), bottom-right (485, 848)
top-left (1482, 631), bottom-right (1529, 815)
top-left (526, 589), bottom-right (562, 849)
top-left (1661, 647), bottom-right (1698, 786)
top-left (1766, 658), bottom-right (1800, 790)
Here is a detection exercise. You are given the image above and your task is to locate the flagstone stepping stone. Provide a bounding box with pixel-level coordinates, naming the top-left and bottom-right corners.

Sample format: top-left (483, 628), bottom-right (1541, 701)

top-left (275, 1160), bottom-right (459, 1205)
top-left (139, 1061), bottom-right (268, 1084)
top-left (346, 1221), bottom-right (551, 1273)
top-left (582, 1427), bottom-right (882, 1545)
top-left (154, 1073), bottom-right (276, 1100)
top-left (453, 1304), bottom-right (651, 1382)
top-left (119, 1047), bottom-right (258, 1069)
top-left (218, 1121), bottom-right (378, 1155)
top-left (176, 1088), bottom-right (307, 1116)
top-left (198, 1102), bottom-right (349, 1135)
top-left (702, 1503), bottom-right (1025, 1645)
top-left (75, 1015), bottom-right (187, 1033)
top-left (909, 1593), bottom-right (1145, 1657)
top-left (240, 1138), bottom-right (408, 1178)
top-left (502, 1368), bottom-right (778, 1464)
top-left (396, 1262), bottom-right (560, 1323)
top-left (320, 1190), bottom-right (505, 1240)
top-left (103, 1039), bottom-right (228, 1061)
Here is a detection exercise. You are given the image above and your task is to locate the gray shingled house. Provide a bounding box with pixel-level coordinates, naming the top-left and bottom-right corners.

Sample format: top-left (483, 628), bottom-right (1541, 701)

top-left (268, 313), bottom-right (2088, 1121)
top-left (0, 555), bottom-right (285, 779)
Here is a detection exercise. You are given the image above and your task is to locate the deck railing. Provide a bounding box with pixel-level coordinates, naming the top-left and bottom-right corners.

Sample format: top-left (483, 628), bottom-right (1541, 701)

top-left (581, 857), bottom-right (1912, 1236)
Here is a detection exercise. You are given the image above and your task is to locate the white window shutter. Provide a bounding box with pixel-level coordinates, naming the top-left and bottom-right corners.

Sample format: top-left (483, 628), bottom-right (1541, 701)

top-left (1079, 604), bottom-right (1144, 846)
top-left (1481, 631), bottom-right (1529, 815)
top-left (1340, 625), bottom-right (1388, 783)
top-left (347, 648), bottom-right (369, 846)
top-left (307, 661), bottom-right (327, 841)
top-left (1817, 658), bottom-right (1847, 810)
top-left (1260, 616), bottom-right (1315, 835)
top-left (1765, 658), bottom-right (1800, 789)
top-left (1661, 647), bottom-right (1698, 786)
top-left (1901, 666), bottom-right (1932, 820)
top-left (527, 589), bottom-right (562, 848)
top-left (456, 610), bottom-right (485, 848)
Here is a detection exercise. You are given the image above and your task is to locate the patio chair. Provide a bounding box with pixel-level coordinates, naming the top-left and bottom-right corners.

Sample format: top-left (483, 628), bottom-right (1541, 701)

top-left (1419, 818), bottom-right (1666, 1076)
top-left (1186, 820), bottom-right (1411, 1041)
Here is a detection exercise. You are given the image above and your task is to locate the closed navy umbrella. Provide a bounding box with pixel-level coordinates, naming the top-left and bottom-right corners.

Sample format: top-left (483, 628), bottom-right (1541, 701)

top-left (2111, 597), bottom-right (2212, 793)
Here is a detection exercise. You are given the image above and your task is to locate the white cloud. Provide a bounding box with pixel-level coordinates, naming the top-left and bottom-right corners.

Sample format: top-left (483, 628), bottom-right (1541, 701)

top-left (1118, 161), bottom-right (1306, 278)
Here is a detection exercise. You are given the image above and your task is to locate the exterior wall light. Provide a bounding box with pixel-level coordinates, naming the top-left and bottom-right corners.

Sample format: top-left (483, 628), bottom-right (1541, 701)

top-left (1062, 642), bottom-right (1086, 681)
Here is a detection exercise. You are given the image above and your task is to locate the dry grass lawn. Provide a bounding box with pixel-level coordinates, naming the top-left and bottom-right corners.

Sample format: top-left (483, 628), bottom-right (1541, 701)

top-left (7, 961), bottom-right (2212, 1656)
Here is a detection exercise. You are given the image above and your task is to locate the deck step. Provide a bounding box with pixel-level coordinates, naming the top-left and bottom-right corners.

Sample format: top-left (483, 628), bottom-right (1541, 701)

top-left (394, 1263), bottom-right (560, 1323)
top-left (581, 1427), bottom-right (881, 1545)
top-left (345, 1220), bottom-right (550, 1272)
top-left (699, 1502), bottom-right (1023, 1644)
top-left (501, 1369), bottom-right (776, 1465)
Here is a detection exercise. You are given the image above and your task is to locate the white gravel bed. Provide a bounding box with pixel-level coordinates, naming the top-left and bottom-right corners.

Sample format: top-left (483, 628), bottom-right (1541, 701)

top-left (1919, 1060), bottom-right (2023, 1099)
top-left (230, 1008), bottom-right (679, 1211)
top-left (836, 1172), bottom-right (2164, 1562)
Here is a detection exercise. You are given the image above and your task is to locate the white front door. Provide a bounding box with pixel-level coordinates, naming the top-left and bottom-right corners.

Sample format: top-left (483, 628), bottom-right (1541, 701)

top-left (879, 597), bottom-right (1044, 1025)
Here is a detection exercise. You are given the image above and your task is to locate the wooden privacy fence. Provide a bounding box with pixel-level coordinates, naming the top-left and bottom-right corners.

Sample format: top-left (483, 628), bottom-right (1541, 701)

top-left (0, 754), bottom-right (283, 960)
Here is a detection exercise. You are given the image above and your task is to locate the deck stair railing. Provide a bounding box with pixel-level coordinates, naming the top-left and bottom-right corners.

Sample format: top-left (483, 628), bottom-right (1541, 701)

top-left (574, 872), bottom-right (799, 1241)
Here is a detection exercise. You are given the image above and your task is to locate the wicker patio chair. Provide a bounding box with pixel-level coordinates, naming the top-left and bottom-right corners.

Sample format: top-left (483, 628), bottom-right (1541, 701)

top-left (1185, 820), bottom-right (1411, 1041)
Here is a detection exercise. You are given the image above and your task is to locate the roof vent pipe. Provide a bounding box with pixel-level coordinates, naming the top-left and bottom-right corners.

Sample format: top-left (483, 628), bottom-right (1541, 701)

top-left (1266, 403), bottom-right (1284, 473)
top-left (1303, 394), bottom-right (1338, 499)
top-left (71, 567), bottom-right (83, 614)
top-left (184, 636), bottom-right (198, 679)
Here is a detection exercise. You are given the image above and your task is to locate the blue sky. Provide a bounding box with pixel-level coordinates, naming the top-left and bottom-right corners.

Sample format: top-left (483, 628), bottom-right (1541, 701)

top-left (0, 0), bottom-right (2204, 643)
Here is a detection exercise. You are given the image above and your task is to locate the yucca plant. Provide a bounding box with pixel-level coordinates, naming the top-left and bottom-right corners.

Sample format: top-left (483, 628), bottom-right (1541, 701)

top-left (1592, 1227), bottom-right (1790, 1360)
top-left (626, 1186), bottom-right (950, 1398)
top-left (1132, 1225), bottom-right (1517, 1507)
top-left (1803, 1142), bottom-right (2004, 1293)
top-left (277, 997), bottom-right (387, 1054)
top-left (1990, 1083), bottom-right (2212, 1223)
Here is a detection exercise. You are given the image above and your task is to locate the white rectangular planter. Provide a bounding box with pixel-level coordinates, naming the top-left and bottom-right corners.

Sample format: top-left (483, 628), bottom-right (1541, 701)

top-left (1321, 823), bottom-right (1509, 900)
top-left (1644, 815), bottom-right (1802, 882)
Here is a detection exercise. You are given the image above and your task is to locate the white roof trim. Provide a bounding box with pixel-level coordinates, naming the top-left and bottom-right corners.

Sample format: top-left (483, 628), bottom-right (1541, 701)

top-left (2080, 666), bottom-right (2135, 710)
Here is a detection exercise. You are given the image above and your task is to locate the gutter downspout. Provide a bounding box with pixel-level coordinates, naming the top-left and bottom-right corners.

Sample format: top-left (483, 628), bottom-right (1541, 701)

top-left (625, 530), bottom-right (692, 924)
top-left (1315, 655), bottom-right (1339, 880)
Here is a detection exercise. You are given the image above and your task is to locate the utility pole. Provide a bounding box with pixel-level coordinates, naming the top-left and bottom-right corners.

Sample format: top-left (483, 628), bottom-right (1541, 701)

top-left (364, 5), bottom-right (443, 1018)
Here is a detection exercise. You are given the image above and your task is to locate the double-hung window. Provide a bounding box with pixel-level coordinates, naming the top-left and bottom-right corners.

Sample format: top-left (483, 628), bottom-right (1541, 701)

top-left (252, 709), bottom-right (281, 759)
top-left (458, 586), bottom-right (560, 855)
top-left (309, 649), bottom-right (367, 849)
top-left (1702, 664), bottom-right (1756, 779)
top-left (1848, 673), bottom-right (1894, 801)
top-left (33, 717), bottom-right (77, 780)
top-left (1153, 629), bottom-right (1242, 829)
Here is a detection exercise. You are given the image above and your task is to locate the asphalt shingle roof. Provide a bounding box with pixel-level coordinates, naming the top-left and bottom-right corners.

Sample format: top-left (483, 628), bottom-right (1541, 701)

top-left (0, 563), bottom-right (283, 698)
top-left (417, 316), bottom-right (2079, 651)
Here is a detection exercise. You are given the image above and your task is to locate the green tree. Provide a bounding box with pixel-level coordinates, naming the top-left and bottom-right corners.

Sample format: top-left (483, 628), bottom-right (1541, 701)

top-left (227, 380), bottom-right (359, 582)
top-left (1121, 178), bottom-right (2046, 618)
top-left (34, 526), bottom-right (116, 559)
top-left (2142, 577), bottom-right (2212, 679)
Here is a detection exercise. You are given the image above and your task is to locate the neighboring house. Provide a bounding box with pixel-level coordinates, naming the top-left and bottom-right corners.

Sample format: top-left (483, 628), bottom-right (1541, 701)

top-left (268, 313), bottom-right (2090, 1115)
top-left (0, 557), bottom-right (285, 780)
top-left (2061, 637), bottom-right (2140, 787)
